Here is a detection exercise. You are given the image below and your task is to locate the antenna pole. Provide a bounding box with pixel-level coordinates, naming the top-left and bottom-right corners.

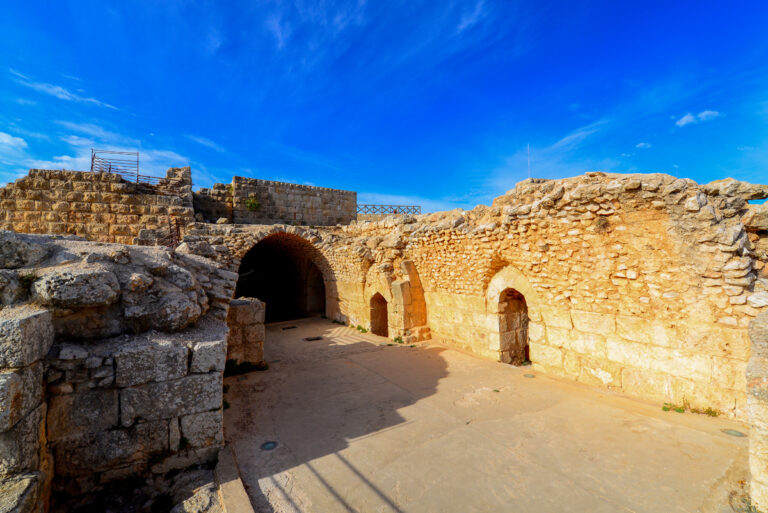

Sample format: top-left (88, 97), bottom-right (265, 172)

top-left (527, 144), bottom-right (531, 179)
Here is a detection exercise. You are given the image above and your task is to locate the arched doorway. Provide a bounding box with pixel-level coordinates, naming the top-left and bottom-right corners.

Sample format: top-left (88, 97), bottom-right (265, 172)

top-left (235, 234), bottom-right (327, 322)
top-left (498, 288), bottom-right (529, 365)
top-left (370, 293), bottom-right (389, 337)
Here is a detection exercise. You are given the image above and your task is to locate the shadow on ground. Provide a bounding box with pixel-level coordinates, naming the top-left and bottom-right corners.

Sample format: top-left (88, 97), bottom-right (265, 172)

top-left (223, 318), bottom-right (448, 512)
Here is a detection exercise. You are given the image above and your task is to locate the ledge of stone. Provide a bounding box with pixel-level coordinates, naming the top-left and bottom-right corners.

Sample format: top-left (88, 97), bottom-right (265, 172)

top-left (214, 445), bottom-right (254, 513)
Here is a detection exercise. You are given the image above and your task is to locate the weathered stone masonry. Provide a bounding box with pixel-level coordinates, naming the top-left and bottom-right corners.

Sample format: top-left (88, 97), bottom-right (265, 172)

top-left (0, 168), bottom-right (195, 245)
top-left (2, 165), bottom-right (768, 509)
top-left (0, 231), bottom-right (237, 511)
top-left (194, 175), bottom-right (356, 226)
top-left (181, 172), bottom-right (768, 422)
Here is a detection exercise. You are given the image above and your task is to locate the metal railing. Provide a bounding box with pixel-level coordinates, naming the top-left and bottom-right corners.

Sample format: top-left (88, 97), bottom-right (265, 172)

top-left (357, 204), bottom-right (421, 215)
top-left (90, 149), bottom-right (164, 185)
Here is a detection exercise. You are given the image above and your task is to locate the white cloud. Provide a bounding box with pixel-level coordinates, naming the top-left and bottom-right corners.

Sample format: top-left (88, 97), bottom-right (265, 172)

top-left (185, 134), bottom-right (225, 152)
top-left (635, 142), bottom-right (651, 149)
top-left (551, 120), bottom-right (605, 150)
top-left (0, 132), bottom-right (28, 151)
top-left (11, 70), bottom-right (117, 110)
top-left (697, 110), bottom-right (721, 122)
top-left (675, 110), bottom-right (722, 127)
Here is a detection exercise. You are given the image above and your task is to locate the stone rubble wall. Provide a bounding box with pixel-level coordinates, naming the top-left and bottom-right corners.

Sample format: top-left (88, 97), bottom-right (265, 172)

top-left (749, 310), bottom-right (768, 510)
top-left (0, 230), bottom-right (237, 511)
top-left (181, 172), bottom-right (768, 421)
top-left (226, 298), bottom-right (266, 364)
top-left (194, 175), bottom-right (356, 226)
top-left (0, 168), bottom-right (195, 245)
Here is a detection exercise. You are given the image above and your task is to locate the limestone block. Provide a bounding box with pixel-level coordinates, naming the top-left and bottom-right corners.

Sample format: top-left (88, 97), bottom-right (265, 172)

top-left (560, 329), bottom-right (606, 357)
top-left (0, 363), bottom-right (42, 432)
top-left (750, 311), bottom-right (768, 357)
top-left (120, 373), bottom-right (222, 425)
top-left (0, 404), bottom-right (43, 477)
top-left (179, 411), bottom-right (223, 448)
top-left (0, 372), bottom-right (22, 435)
top-left (578, 357), bottom-right (622, 387)
top-left (749, 426), bottom-right (768, 484)
top-left (743, 204), bottom-right (768, 231)
top-left (244, 341), bottom-right (264, 363)
top-left (749, 292), bottom-right (768, 308)
top-left (123, 281), bottom-right (202, 332)
top-left (615, 315), bottom-right (650, 344)
top-left (52, 419), bottom-right (168, 476)
top-left (620, 367), bottom-right (670, 403)
top-left (0, 306), bottom-right (53, 368)
top-left (115, 342), bottom-right (188, 387)
top-left (527, 322), bottom-right (545, 344)
top-left (571, 310), bottom-right (615, 336)
top-left (248, 323), bottom-right (266, 343)
top-left (0, 270), bottom-right (26, 306)
top-left (0, 472), bottom-right (43, 513)
top-left (0, 231), bottom-right (48, 269)
top-left (712, 356), bottom-right (746, 391)
top-left (46, 389), bottom-right (118, 441)
top-left (529, 342), bottom-right (563, 368)
top-left (606, 337), bottom-right (712, 383)
top-left (32, 268), bottom-right (120, 308)
top-left (190, 340), bottom-right (226, 373)
top-left (541, 308), bottom-right (573, 329)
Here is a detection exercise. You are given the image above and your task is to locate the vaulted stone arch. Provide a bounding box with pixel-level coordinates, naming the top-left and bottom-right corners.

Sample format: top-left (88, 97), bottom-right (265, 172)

top-left (234, 231), bottom-right (336, 322)
top-left (484, 265), bottom-right (546, 363)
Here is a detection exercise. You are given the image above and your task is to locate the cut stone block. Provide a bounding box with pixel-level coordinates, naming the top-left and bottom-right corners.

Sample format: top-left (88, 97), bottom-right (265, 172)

top-left (0, 307), bottom-right (53, 368)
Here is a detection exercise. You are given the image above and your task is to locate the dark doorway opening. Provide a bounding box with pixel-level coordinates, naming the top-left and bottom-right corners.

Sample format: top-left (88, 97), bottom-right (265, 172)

top-left (236, 234), bottom-right (326, 323)
top-left (498, 288), bottom-right (529, 365)
top-left (370, 293), bottom-right (389, 337)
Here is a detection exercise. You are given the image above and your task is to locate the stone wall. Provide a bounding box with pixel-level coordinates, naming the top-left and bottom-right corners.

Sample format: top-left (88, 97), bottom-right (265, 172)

top-left (226, 298), bottom-right (265, 365)
top-left (749, 310), bottom-right (768, 509)
top-left (194, 176), bottom-right (356, 226)
top-left (0, 230), bottom-right (237, 511)
top-left (180, 172), bottom-right (768, 421)
top-left (0, 168), bottom-right (195, 245)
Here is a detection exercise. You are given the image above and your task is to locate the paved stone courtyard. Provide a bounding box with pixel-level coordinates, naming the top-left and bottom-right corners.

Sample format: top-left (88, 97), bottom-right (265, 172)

top-left (224, 318), bottom-right (750, 513)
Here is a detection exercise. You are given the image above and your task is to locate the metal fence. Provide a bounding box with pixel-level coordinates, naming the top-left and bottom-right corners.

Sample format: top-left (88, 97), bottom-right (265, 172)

top-left (357, 204), bottom-right (421, 215)
top-left (90, 149), bottom-right (164, 185)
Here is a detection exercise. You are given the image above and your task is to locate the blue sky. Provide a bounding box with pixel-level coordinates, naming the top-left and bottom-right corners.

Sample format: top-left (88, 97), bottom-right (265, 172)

top-left (1, 1), bottom-right (767, 211)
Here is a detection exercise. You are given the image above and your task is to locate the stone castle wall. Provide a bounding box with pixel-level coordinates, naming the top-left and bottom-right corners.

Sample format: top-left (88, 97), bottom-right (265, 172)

top-left (226, 297), bottom-right (265, 365)
top-left (0, 231), bottom-right (237, 511)
top-left (0, 168), bottom-right (195, 245)
top-left (194, 175), bottom-right (356, 226)
top-left (181, 172), bottom-right (768, 422)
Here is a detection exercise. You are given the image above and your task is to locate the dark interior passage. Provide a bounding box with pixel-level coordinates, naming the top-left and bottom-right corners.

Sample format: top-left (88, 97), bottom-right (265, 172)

top-left (370, 293), bottom-right (388, 337)
top-left (236, 234), bottom-right (326, 322)
top-left (499, 288), bottom-right (529, 365)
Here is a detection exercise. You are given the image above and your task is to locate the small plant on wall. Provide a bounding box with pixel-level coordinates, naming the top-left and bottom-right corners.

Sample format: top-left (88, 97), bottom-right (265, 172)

top-left (245, 196), bottom-right (260, 211)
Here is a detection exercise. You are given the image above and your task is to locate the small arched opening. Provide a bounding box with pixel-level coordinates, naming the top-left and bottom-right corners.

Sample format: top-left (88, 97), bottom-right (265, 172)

top-left (498, 288), bottom-right (529, 365)
top-left (235, 233), bottom-right (327, 323)
top-left (370, 293), bottom-right (389, 337)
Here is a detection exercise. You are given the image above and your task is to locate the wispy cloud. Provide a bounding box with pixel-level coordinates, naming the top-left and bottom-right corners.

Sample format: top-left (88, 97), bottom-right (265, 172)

top-left (185, 134), bottom-right (225, 152)
top-left (457, 0), bottom-right (486, 33)
top-left (10, 69), bottom-right (117, 110)
top-left (635, 142), bottom-right (651, 149)
top-left (551, 120), bottom-right (606, 150)
top-left (675, 110), bottom-right (722, 127)
top-left (0, 132), bottom-right (28, 151)
top-left (266, 15), bottom-right (291, 49)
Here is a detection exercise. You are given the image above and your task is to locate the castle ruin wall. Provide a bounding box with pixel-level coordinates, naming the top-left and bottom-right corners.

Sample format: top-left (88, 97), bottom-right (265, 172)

top-left (0, 231), bottom-right (237, 511)
top-left (194, 175), bottom-right (356, 226)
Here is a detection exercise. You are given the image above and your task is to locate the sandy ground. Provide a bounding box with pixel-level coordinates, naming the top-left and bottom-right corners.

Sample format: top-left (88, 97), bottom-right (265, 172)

top-left (224, 318), bottom-right (749, 513)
